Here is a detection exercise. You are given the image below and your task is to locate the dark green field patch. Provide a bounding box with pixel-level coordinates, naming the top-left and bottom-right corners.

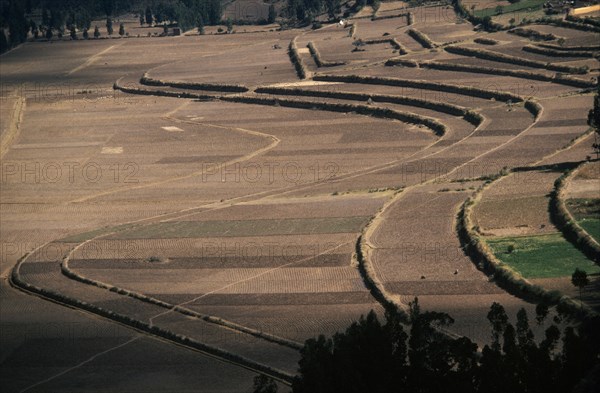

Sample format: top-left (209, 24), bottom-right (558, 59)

top-left (578, 218), bottom-right (600, 244)
top-left (112, 217), bottom-right (370, 239)
top-left (473, 0), bottom-right (545, 17)
top-left (487, 233), bottom-right (600, 278)
top-left (566, 198), bottom-right (600, 243)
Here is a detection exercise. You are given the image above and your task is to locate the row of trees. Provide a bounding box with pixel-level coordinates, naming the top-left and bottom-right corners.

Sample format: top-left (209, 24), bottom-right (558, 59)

top-left (140, 0), bottom-right (223, 30)
top-left (0, 1), bottom-right (227, 53)
top-left (0, 0), bottom-right (127, 53)
top-left (286, 0), bottom-right (346, 23)
top-left (253, 299), bottom-right (599, 393)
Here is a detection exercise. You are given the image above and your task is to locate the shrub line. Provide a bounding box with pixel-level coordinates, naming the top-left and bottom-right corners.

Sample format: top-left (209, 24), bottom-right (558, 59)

top-left (288, 36), bottom-right (308, 80)
top-left (313, 74), bottom-right (524, 103)
top-left (140, 73), bottom-right (249, 92)
top-left (221, 94), bottom-right (447, 136)
top-left (385, 58), bottom-right (597, 89)
top-left (522, 45), bottom-right (597, 58)
top-left (364, 38), bottom-right (408, 55)
top-left (549, 161), bottom-right (600, 265)
top-left (474, 37), bottom-right (499, 45)
top-left (307, 41), bottom-right (346, 67)
top-left (113, 79), bottom-right (219, 100)
top-left (508, 27), bottom-right (558, 42)
top-left (254, 86), bottom-right (482, 126)
top-left (406, 28), bottom-right (436, 49)
top-left (444, 45), bottom-right (589, 74)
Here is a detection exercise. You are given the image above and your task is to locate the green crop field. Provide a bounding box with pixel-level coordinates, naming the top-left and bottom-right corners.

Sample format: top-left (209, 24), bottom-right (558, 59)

top-left (566, 198), bottom-right (600, 243)
top-left (473, 0), bottom-right (545, 18)
top-left (487, 233), bottom-right (600, 278)
top-left (113, 217), bottom-right (371, 239)
top-left (578, 218), bottom-right (600, 243)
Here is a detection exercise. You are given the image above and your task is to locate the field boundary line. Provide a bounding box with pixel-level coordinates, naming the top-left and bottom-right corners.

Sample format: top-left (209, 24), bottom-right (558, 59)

top-left (0, 96), bottom-right (25, 160)
top-left (67, 43), bottom-right (123, 75)
top-left (19, 336), bottom-right (141, 393)
top-left (69, 98), bottom-right (280, 203)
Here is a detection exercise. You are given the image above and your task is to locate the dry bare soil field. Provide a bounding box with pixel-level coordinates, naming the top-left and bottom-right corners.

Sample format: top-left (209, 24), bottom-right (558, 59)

top-left (1, 1), bottom-right (599, 392)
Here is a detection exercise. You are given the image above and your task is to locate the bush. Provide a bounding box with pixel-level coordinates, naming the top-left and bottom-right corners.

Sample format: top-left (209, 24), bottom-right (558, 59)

top-left (288, 37), bottom-right (308, 79)
top-left (474, 37), bottom-right (498, 45)
top-left (406, 28), bottom-right (435, 49)
top-left (508, 27), bottom-right (558, 41)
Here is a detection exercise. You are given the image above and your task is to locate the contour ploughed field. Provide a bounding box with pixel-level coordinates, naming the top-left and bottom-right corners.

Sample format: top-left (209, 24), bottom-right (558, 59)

top-left (2, 1), bottom-right (599, 391)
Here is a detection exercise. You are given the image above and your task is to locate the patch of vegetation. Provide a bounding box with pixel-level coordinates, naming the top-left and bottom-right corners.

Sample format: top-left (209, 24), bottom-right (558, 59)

top-left (487, 233), bottom-right (600, 278)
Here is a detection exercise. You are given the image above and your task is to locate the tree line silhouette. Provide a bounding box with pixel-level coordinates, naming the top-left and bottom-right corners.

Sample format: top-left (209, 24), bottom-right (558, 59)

top-left (254, 298), bottom-right (599, 393)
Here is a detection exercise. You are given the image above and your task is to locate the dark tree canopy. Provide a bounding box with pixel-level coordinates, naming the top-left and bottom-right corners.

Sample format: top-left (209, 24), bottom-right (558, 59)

top-left (289, 298), bottom-right (600, 393)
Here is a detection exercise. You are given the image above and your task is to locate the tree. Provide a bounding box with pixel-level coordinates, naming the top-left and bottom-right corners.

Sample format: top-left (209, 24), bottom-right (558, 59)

top-left (8, 2), bottom-right (29, 46)
top-left (50, 9), bottom-right (64, 31)
top-left (252, 374), bottom-right (278, 393)
top-left (487, 302), bottom-right (509, 350)
top-left (42, 8), bottom-right (49, 27)
top-left (482, 16), bottom-right (493, 31)
top-left (326, 0), bottom-right (341, 20)
top-left (268, 4), bottom-right (277, 24)
top-left (82, 28), bottom-right (89, 40)
top-left (94, 25), bottom-right (100, 38)
top-left (119, 23), bottom-right (125, 37)
top-left (208, 0), bottom-right (222, 25)
top-left (287, 300), bottom-right (600, 393)
top-left (69, 25), bottom-right (77, 40)
top-left (571, 268), bottom-right (589, 306)
top-left (77, 10), bottom-right (92, 31)
top-left (145, 6), bottom-right (153, 26)
top-left (45, 28), bottom-right (53, 40)
top-left (0, 31), bottom-right (8, 54)
top-left (106, 18), bottom-right (113, 35)
top-left (29, 19), bottom-right (37, 36)
top-left (535, 303), bottom-right (549, 325)
top-left (103, 0), bottom-right (114, 16)
top-left (352, 38), bottom-right (365, 51)
top-left (197, 16), bottom-right (205, 34)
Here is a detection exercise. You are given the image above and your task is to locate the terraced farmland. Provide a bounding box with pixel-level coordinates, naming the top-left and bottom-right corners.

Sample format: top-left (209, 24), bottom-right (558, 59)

top-left (1, 1), bottom-right (599, 392)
